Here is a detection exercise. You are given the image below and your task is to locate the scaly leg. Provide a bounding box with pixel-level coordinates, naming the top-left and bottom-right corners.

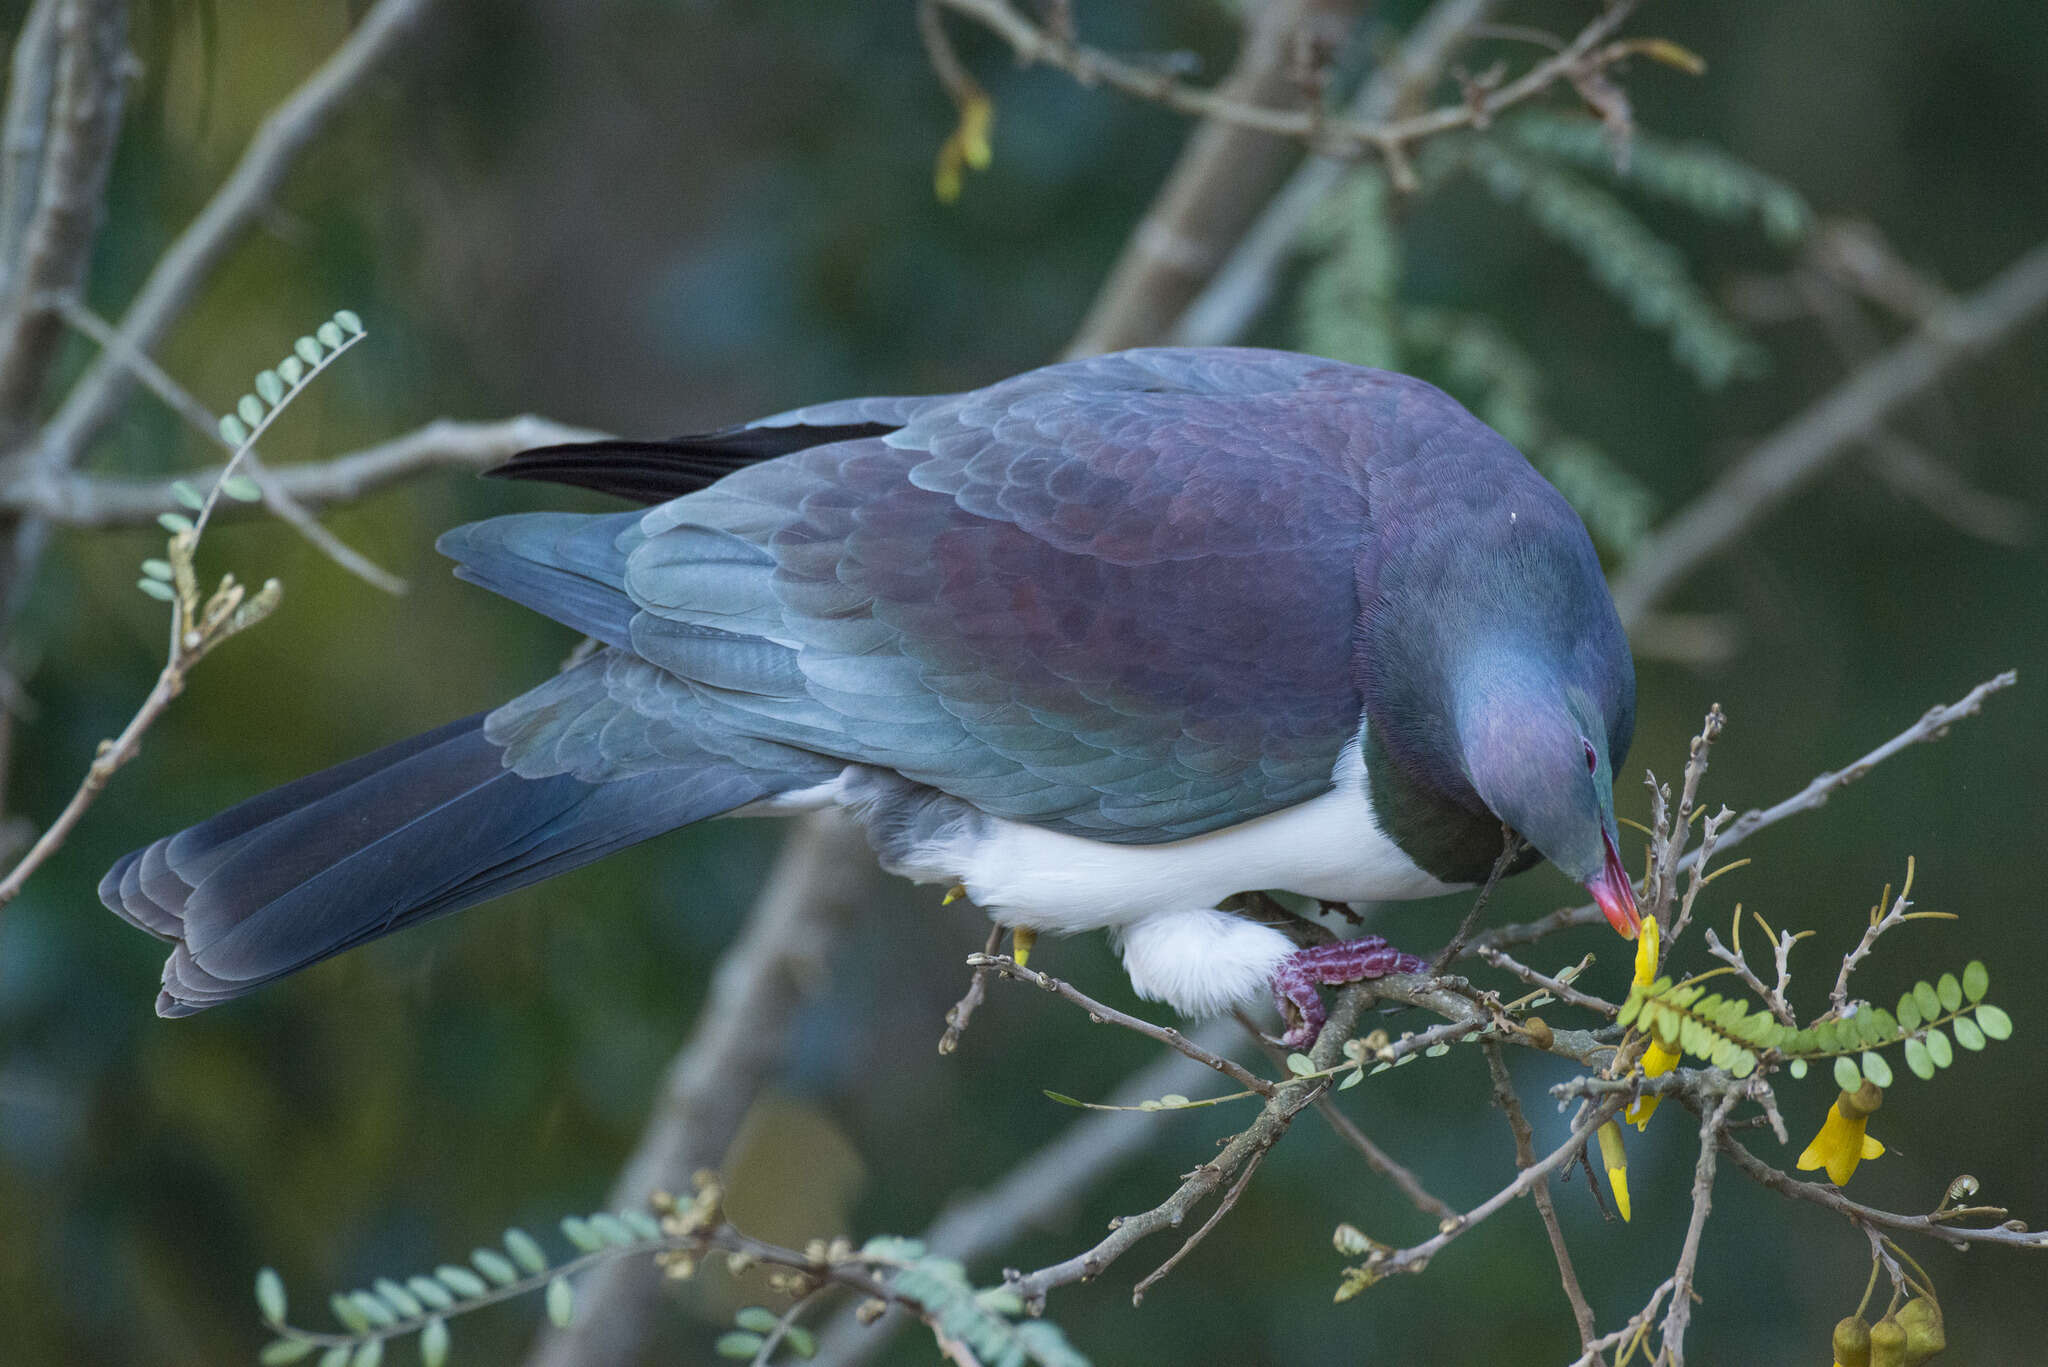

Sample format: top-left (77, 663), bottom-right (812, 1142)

top-left (1270, 937), bottom-right (1426, 1050)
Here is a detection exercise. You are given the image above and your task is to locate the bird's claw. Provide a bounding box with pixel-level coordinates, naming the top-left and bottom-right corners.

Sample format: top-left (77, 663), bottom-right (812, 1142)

top-left (1269, 937), bottom-right (1427, 1051)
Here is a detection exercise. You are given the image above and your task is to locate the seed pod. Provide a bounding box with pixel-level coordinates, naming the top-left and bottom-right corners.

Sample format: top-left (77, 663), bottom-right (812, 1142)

top-left (1832, 1314), bottom-right (1872, 1367)
top-left (1868, 1315), bottom-right (1908, 1367)
top-left (1895, 1297), bottom-right (1945, 1366)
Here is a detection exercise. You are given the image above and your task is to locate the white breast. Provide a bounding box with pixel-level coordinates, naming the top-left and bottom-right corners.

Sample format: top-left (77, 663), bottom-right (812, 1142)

top-left (833, 739), bottom-right (1467, 935)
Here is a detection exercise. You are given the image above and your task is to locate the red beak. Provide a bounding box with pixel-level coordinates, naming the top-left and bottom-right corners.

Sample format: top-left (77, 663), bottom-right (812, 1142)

top-left (1587, 833), bottom-right (1641, 938)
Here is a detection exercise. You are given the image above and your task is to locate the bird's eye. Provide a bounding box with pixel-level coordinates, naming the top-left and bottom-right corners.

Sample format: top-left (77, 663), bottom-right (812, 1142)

top-left (1582, 740), bottom-right (1598, 775)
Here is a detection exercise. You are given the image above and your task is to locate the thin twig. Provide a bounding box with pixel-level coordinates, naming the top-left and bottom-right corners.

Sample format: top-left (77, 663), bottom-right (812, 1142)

top-left (1659, 1093), bottom-right (1737, 1366)
top-left (1471, 672), bottom-right (2018, 953)
top-left (936, 0), bottom-right (1638, 174)
top-left (1716, 1132), bottom-right (2048, 1254)
top-left (1431, 826), bottom-right (1521, 972)
top-left (1476, 945), bottom-right (1616, 1015)
top-left (6, 414), bottom-right (608, 525)
top-left (939, 922), bottom-right (1005, 1054)
top-left (1485, 1042), bottom-right (1601, 1361)
top-left (970, 953), bottom-right (1276, 1097)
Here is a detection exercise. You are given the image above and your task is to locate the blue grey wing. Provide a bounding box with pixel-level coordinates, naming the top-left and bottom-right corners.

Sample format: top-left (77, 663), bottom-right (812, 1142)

top-left (625, 348), bottom-right (1374, 840)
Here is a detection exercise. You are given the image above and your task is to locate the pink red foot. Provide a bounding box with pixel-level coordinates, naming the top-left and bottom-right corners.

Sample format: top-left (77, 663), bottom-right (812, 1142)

top-left (1271, 938), bottom-right (1427, 1050)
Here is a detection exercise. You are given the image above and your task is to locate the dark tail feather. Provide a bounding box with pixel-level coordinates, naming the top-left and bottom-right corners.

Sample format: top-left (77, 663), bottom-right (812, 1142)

top-left (100, 714), bottom-right (787, 1016)
top-left (487, 421), bottom-right (897, 503)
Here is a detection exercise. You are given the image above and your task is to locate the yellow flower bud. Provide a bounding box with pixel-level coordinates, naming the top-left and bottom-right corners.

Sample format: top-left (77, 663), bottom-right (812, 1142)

top-left (1597, 1119), bottom-right (1631, 1222)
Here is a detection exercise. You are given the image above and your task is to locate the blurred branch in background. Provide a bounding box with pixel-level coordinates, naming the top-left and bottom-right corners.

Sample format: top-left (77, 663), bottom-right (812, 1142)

top-left (1611, 238), bottom-right (2048, 625)
top-left (521, 811), bottom-right (879, 1367)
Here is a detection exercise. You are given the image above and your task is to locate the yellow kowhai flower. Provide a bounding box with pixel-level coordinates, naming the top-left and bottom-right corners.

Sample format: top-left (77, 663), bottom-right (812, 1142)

top-left (1624, 913), bottom-right (1674, 1129)
top-left (1798, 1081), bottom-right (1885, 1187)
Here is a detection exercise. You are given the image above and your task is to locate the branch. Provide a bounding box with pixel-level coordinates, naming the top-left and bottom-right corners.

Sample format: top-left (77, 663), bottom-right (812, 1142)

top-left (0, 1), bottom-right (61, 277)
top-left (1172, 0), bottom-right (1492, 346)
top-left (1610, 238), bottom-right (2048, 626)
top-left (970, 953), bottom-right (1276, 1097)
top-left (1659, 1094), bottom-right (1737, 1366)
top-left (1472, 671), bottom-right (2017, 952)
top-left (0, 0), bottom-right (127, 433)
top-left (807, 1023), bottom-right (1249, 1367)
top-left (1716, 1131), bottom-right (2048, 1254)
top-left (1485, 1042), bottom-right (1600, 1360)
top-left (15, 0), bottom-right (439, 485)
top-left (938, 0), bottom-right (1636, 174)
top-left (520, 811), bottom-right (881, 1367)
top-left (1061, 0), bottom-right (1364, 358)
top-left (4, 415), bottom-right (606, 526)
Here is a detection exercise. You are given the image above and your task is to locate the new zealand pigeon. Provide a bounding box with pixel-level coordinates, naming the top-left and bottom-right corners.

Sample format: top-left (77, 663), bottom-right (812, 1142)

top-left (100, 348), bottom-right (1638, 1044)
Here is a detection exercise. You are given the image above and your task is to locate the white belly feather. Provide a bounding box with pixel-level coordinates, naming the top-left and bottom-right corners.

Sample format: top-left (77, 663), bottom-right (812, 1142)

top-left (750, 739), bottom-right (1466, 1018)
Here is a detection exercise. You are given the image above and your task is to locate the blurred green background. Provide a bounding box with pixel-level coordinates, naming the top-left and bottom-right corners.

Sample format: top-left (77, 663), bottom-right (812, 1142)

top-left (2, 1), bottom-right (2044, 1363)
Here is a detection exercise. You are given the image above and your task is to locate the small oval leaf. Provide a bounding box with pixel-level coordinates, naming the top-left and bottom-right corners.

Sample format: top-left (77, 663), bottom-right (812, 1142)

top-left (318, 1348), bottom-right (349, 1367)
top-left (317, 321), bottom-right (346, 350)
top-left (349, 1291), bottom-right (396, 1329)
top-left (371, 1277), bottom-right (420, 1320)
top-left (295, 336), bottom-right (324, 365)
top-left (348, 1340), bottom-right (381, 1367)
top-left (222, 474), bottom-right (262, 502)
top-left (1937, 973), bottom-right (1963, 1013)
top-left (279, 354), bottom-right (306, 385)
top-left (471, 1249), bottom-right (517, 1286)
top-left (1962, 960), bottom-right (1989, 1003)
top-left (715, 1331), bottom-right (765, 1358)
top-left (1903, 1037), bottom-right (1934, 1080)
top-left (735, 1307), bottom-right (780, 1334)
top-left (1913, 981), bottom-right (1942, 1021)
top-left (545, 1276), bottom-right (575, 1328)
top-left (259, 1338), bottom-right (315, 1365)
top-left (1974, 1003), bottom-right (2012, 1040)
top-left (219, 414), bottom-right (250, 446)
top-left (141, 558), bottom-right (173, 581)
top-left (1953, 1016), bottom-right (1985, 1051)
top-left (1337, 1067), bottom-right (1364, 1090)
top-left (1285, 1052), bottom-right (1315, 1076)
top-left (434, 1265), bottom-right (488, 1299)
top-left (1859, 1051), bottom-right (1892, 1089)
top-left (137, 577), bottom-right (177, 601)
top-left (560, 1216), bottom-right (602, 1252)
top-left (330, 1293), bottom-right (370, 1334)
top-left (406, 1277), bottom-right (454, 1313)
top-left (785, 1325), bottom-right (817, 1358)
top-left (1833, 1056), bottom-right (1862, 1092)
top-left (157, 511), bottom-right (194, 533)
top-left (172, 479), bottom-right (206, 510)
top-left (238, 394), bottom-right (267, 428)
top-left (586, 1213), bottom-right (634, 1247)
top-left (505, 1228), bottom-right (547, 1275)
top-left (1925, 1027), bottom-right (1953, 1069)
top-left (420, 1318), bottom-right (449, 1367)
top-left (1896, 993), bottom-right (1921, 1031)
top-left (255, 369), bottom-right (285, 405)
top-left (1788, 1058), bottom-right (1807, 1080)
top-left (335, 308), bottom-right (365, 335)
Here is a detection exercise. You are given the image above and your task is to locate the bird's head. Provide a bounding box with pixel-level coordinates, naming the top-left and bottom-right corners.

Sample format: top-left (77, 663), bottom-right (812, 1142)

top-left (1459, 671), bottom-right (1639, 937)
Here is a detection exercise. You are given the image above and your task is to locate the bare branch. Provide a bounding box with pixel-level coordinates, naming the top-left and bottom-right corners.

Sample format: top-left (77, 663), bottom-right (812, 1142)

top-left (521, 811), bottom-right (880, 1367)
top-left (1173, 0), bottom-right (1493, 346)
top-left (1611, 239), bottom-right (2048, 626)
top-left (1717, 1131), bottom-right (2048, 1254)
top-left (1485, 1042), bottom-right (1601, 1361)
top-left (0, 0), bottom-right (127, 433)
top-left (937, 0), bottom-right (1637, 187)
top-left (18, 0), bottom-right (439, 484)
top-left (5, 415), bottom-right (605, 526)
top-left (0, 0), bottom-right (62, 280)
top-left (1864, 427), bottom-right (2034, 547)
top-left (970, 953), bottom-right (1276, 1097)
top-left (1473, 671), bottom-right (2017, 952)
top-left (1063, 0), bottom-right (1365, 357)
top-left (1659, 1094), bottom-right (1737, 1366)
